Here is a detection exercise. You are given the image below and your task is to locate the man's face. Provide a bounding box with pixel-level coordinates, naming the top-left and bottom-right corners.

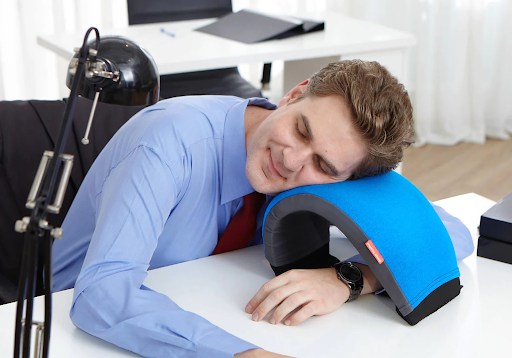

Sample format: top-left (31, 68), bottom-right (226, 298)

top-left (246, 89), bottom-right (367, 195)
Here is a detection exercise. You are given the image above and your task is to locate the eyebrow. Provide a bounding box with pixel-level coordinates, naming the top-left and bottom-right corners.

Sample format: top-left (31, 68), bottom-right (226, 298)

top-left (300, 113), bottom-right (342, 178)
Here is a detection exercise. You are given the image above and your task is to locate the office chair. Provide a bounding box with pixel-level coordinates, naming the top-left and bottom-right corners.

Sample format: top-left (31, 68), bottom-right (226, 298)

top-left (126, 0), bottom-right (271, 99)
top-left (0, 98), bottom-right (144, 304)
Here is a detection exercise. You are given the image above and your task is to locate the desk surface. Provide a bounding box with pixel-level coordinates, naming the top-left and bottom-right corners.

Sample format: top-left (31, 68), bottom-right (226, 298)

top-left (1, 193), bottom-right (509, 358)
top-left (37, 12), bottom-right (415, 75)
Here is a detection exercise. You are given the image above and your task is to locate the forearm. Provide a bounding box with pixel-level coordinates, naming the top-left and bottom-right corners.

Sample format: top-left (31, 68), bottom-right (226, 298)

top-left (72, 269), bottom-right (258, 358)
top-left (431, 202), bottom-right (474, 260)
top-left (353, 263), bottom-right (383, 294)
top-left (235, 349), bottom-right (293, 358)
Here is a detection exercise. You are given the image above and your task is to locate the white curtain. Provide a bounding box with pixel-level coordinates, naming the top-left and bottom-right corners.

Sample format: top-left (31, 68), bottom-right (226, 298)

top-left (338, 0), bottom-right (512, 145)
top-left (2, 0), bottom-right (511, 145)
top-left (0, 0), bottom-right (127, 101)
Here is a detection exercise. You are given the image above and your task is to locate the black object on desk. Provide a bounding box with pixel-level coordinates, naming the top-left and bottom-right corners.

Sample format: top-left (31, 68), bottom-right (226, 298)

top-left (477, 191), bottom-right (512, 264)
top-left (196, 9), bottom-right (324, 44)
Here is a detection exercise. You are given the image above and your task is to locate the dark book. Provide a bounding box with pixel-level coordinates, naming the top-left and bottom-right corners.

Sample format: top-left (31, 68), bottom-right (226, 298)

top-left (479, 191), bottom-right (512, 244)
top-left (195, 9), bottom-right (324, 44)
top-left (477, 235), bottom-right (512, 265)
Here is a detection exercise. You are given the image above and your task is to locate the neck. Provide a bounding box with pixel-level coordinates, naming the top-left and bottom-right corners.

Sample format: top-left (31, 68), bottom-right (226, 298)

top-left (244, 105), bottom-right (273, 152)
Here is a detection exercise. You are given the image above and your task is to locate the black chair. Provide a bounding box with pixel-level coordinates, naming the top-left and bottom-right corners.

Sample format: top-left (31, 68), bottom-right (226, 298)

top-left (126, 0), bottom-right (271, 99)
top-left (0, 98), bottom-right (144, 304)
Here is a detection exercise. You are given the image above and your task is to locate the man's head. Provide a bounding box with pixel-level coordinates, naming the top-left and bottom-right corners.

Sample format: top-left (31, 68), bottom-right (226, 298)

top-left (245, 60), bottom-right (414, 195)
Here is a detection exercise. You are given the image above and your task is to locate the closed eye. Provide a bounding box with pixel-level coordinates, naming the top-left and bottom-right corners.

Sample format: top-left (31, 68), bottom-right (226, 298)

top-left (298, 113), bottom-right (342, 179)
top-left (316, 156), bottom-right (330, 175)
top-left (296, 121), bottom-right (307, 139)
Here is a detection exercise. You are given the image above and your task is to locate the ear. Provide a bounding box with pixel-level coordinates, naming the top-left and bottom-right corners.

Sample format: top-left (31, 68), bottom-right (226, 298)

top-left (278, 79), bottom-right (309, 107)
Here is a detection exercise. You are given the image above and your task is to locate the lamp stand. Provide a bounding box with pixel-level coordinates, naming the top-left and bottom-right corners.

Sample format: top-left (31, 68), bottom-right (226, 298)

top-left (13, 27), bottom-right (100, 358)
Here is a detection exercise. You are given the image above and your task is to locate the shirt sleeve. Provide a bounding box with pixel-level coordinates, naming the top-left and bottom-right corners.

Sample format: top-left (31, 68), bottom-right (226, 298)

top-left (70, 145), bottom-right (258, 358)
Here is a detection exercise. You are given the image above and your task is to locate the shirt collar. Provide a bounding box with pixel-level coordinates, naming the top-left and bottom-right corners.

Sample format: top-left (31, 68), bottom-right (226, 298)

top-left (220, 97), bottom-right (277, 205)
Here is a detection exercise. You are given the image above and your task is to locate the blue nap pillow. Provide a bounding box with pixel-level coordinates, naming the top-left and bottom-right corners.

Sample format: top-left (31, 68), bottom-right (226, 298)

top-left (263, 171), bottom-right (461, 325)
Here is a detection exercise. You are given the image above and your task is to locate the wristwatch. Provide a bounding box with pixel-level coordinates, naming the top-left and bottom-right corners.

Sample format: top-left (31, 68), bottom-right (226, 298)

top-left (333, 262), bottom-right (364, 302)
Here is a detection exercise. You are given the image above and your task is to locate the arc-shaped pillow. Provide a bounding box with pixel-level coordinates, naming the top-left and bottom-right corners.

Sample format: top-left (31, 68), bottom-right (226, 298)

top-left (263, 171), bottom-right (461, 325)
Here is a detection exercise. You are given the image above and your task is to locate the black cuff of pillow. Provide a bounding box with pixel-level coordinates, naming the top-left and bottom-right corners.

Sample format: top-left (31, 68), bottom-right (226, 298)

top-left (397, 278), bottom-right (462, 326)
top-left (270, 242), bottom-right (339, 276)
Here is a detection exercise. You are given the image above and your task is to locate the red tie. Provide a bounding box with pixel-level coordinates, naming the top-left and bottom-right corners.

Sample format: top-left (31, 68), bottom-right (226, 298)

top-left (213, 192), bottom-right (267, 255)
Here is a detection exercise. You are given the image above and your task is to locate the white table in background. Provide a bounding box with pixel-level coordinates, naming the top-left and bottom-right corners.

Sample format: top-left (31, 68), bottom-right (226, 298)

top-left (37, 11), bottom-right (415, 94)
top-left (1, 193), bottom-right (508, 357)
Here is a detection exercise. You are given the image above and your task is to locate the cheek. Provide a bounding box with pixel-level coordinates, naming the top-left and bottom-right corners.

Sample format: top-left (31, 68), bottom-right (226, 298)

top-left (297, 168), bottom-right (333, 186)
top-left (268, 118), bottom-right (293, 143)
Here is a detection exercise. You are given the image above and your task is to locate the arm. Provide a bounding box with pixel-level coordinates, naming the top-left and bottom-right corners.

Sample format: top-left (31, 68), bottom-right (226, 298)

top-left (71, 146), bottom-right (257, 358)
top-left (236, 349), bottom-right (293, 358)
top-left (246, 201), bottom-right (472, 325)
top-left (431, 202), bottom-right (474, 260)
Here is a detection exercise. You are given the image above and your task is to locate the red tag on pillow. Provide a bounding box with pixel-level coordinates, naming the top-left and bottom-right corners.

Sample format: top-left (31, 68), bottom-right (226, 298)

top-left (366, 240), bottom-right (384, 264)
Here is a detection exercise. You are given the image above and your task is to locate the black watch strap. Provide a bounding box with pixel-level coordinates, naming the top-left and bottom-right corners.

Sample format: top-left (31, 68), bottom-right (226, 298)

top-left (333, 262), bottom-right (364, 302)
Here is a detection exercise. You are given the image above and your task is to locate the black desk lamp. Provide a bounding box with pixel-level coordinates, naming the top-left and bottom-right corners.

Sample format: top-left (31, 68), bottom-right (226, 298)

top-left (13, 27), bottom-right (159, 358)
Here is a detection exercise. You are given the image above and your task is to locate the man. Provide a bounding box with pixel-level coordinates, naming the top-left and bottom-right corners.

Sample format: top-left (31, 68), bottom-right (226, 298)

top-left (52, 60), bottom-right (473, 358)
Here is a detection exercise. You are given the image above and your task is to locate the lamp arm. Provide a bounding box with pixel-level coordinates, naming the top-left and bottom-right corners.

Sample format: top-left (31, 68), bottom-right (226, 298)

top-left (13, 27), bottom-right (100, 358)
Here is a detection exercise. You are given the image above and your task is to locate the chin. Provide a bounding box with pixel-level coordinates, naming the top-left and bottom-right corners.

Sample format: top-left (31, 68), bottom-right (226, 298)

top-left (246, 168), bottom-right (274, 195)
top-left (253, 179), bottom-right (286, 196)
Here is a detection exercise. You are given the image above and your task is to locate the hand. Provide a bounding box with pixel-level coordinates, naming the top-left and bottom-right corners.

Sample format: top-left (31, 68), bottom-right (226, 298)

top-left (245, 268), bottom-right (350, 326)
top-left (235, 349), bottom-right (294, 358)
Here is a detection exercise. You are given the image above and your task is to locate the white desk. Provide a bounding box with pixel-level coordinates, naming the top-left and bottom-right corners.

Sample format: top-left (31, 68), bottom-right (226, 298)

top-left (37, 12), bottom-right (415, 94)
top-left (1, 193), bottom-right (510, 357)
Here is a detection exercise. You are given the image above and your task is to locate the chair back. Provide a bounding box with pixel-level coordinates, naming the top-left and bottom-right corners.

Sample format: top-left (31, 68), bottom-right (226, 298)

top-left (127, 0), bottom-right (232, 25)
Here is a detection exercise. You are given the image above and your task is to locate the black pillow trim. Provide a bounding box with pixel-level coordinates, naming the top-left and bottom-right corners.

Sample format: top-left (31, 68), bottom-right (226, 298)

top-left (397, 278), bottom-right (462, 326)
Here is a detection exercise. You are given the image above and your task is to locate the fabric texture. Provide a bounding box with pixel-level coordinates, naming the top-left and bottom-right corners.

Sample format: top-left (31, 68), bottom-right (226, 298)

top-left (52, 95), bottom-right (276, 358)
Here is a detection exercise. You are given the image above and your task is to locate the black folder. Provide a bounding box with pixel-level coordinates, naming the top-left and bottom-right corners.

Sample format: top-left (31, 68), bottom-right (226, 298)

top-left (195, 9), bottom-right (324, 44)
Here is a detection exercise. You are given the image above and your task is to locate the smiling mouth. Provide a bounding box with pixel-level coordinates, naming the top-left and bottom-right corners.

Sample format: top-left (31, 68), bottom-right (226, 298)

top-left (268, 150), bottom-right (284, 179)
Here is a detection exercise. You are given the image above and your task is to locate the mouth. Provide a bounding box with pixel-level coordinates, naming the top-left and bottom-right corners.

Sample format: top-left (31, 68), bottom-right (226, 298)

top-left (268, 150), bottom-right (284, 179)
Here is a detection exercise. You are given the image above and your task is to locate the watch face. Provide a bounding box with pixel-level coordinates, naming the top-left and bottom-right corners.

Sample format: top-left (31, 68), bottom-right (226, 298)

top-left (340, 264), bottom-right (362, 282)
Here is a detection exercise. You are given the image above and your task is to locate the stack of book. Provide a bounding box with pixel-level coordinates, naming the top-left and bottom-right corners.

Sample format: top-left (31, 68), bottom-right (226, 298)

top-left (477, 192), bottom-right (512, 264)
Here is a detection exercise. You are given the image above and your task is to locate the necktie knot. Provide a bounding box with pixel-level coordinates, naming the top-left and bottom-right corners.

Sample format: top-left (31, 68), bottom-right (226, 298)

top-left (213, 192), bottom-right (266, 255)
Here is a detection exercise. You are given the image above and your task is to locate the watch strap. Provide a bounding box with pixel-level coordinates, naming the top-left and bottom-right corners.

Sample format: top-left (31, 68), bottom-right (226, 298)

top-left (333, 261), bottom-right (364, 302)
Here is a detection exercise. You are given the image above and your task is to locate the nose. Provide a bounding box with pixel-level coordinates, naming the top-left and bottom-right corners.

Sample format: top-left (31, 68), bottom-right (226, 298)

top-left (282, 144), bottom-right (313, 173)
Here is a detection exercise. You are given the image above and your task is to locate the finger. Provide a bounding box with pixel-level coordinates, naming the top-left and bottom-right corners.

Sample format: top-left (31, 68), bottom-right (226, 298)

top-left (250, 281), bottom-right (303, 322)
top-left (245, 270), bottom-right (297, 314)
top-left (269, 291), bottom-right (311, 325)
top-left (283, 301), bottom-right (319, 326)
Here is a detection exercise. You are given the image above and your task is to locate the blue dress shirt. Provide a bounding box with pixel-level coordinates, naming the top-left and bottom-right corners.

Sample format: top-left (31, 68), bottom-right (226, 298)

top-left (52, 96), bottom-right (277, 358)
top-left (52, 95), bottom-right (473, 358)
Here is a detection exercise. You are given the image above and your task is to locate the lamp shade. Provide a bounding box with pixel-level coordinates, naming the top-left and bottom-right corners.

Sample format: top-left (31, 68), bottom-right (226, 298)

top-left (263, 171), bottom-right (461, 325)
top-left (66, 35), bottom-right (160, 106)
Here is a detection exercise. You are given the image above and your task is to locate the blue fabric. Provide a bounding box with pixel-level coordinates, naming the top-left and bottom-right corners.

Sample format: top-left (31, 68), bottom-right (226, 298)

top-left (52, 95), bottom-right (276, 358)
top-left (264, 171), bottom-right (460, 310)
